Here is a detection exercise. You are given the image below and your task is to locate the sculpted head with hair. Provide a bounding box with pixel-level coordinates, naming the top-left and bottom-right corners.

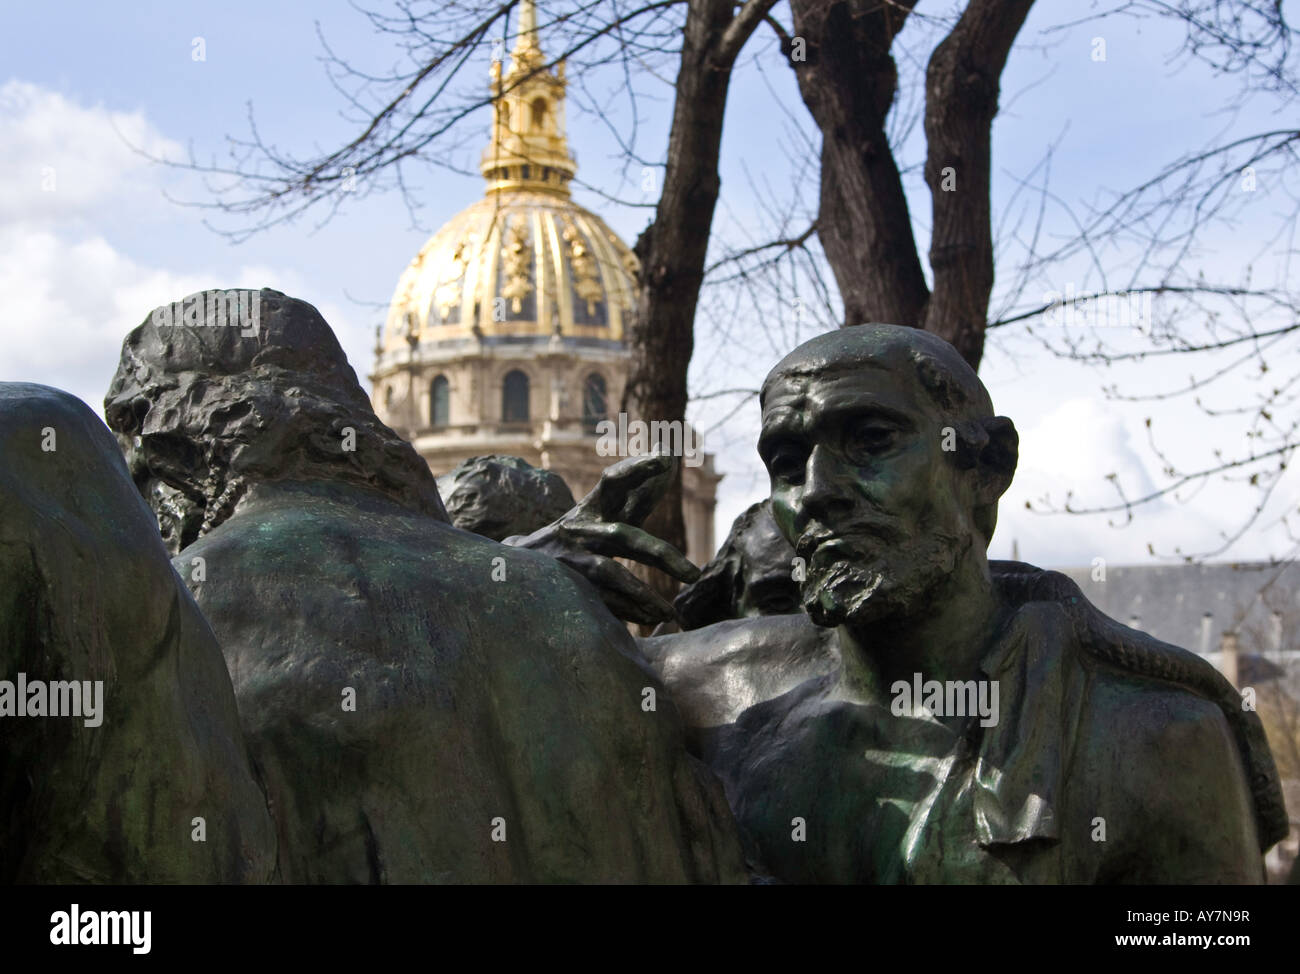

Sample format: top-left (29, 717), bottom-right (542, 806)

top-left (104, 288), bottom-right (749, 883)
top-left (2, 288), bottom-right (746, 884)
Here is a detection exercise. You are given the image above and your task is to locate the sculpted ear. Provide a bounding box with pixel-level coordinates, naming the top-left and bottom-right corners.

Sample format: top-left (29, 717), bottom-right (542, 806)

top-left (976, 416), bottom-right (1018, 503)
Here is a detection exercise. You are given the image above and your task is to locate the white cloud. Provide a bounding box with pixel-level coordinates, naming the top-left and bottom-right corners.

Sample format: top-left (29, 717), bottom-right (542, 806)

top-left (0, 219), bottom-right (301, 416)
top-left (0, 79), bottom-right (183, 223)
top-left (1012, 397), bottom-right (1157, 508)
top-left (991, 396), bottom-right (1270, 566)
top-left (0, 81), bottom-right (357, 418)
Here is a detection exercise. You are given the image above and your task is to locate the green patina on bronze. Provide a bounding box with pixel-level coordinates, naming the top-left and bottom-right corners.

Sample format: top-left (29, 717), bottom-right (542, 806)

top-left (648, 323), bottom-right (1286, 883)
top-left (102, 289), bottom-right (744, 883)
top-left (0, 383), bottom-right (275, 883)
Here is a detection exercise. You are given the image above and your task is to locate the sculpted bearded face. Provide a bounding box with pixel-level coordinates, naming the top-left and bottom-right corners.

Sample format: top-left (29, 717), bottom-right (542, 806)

top-left (757, 325), bottom-right (1018, 631)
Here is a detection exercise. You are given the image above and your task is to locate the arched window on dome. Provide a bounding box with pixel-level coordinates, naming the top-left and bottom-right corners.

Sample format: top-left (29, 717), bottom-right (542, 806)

top-left (582, 373), bottom-right (607, 432)
top-left (502, 370), bottom-right (530, 424)
top-left (430, 375), bottom-right (450, 427)
top-left (384, 385), bottom-right (394, 411)
top-left (531, 97), bottom-right (548, 131)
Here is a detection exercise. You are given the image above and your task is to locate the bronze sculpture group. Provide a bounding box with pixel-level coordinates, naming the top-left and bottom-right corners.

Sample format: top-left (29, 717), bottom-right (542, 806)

top-left (0, 289), bottom-right (1284, 883)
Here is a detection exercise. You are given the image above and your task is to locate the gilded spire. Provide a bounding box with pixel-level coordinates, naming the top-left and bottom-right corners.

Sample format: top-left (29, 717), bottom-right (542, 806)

top-left (517, 0), bottom-right (538, 54)
top-left (482, 0), bottom-right (576, 197)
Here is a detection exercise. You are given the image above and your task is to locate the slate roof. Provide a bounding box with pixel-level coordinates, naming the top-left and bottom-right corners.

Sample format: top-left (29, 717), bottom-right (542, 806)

top-left (1056, 560), bottom-right (1300, 657)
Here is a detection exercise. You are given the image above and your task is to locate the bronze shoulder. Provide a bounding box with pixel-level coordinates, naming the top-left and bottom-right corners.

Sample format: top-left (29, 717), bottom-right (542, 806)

top-left (990, 560), bottom-right (1288, 851)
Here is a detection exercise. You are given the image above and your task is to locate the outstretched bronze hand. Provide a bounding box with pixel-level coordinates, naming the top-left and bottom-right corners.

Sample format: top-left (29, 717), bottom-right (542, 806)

top-left (504, 452), bottom-right (700, 625)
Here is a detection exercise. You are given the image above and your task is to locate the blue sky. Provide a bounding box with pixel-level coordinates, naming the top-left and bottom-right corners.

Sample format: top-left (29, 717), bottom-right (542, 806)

top-left (2, 0), bottom-right (1297, 568)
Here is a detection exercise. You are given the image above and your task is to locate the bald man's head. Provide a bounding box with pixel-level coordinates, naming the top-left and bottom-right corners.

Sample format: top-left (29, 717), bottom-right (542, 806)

top-left (763, 324), bottom-right (993, 437)
top-left (757, 325), bottom-right (1018, 629)
top-left (761, 324), bottom-right (1016, 542)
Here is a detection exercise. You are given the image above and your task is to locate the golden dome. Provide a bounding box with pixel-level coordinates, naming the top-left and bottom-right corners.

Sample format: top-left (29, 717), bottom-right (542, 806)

top-left (383, 191), bottom-right (639, 349)
top-left (382, 1), bottom-right (639, 352)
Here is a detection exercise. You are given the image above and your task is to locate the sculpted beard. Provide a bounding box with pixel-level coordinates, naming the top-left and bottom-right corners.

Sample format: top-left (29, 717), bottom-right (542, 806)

top-left (799, 525), bottom-right (970, 629)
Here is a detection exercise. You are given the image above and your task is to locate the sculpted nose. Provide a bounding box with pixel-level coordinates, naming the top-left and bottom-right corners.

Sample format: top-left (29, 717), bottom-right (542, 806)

top-left (801, 443), bottom-right (850, 522)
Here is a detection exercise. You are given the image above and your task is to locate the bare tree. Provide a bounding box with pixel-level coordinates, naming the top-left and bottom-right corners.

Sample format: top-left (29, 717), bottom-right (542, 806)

top-left (620, 0), bottom-right (778, 601)
top-left (153, 0), bottom-right (779, 578)
top-left (148, 0), bottom-right (1300, 572)
top-left (730, 0), bottom-right (1300, 558)
top-left (769, 0), bottom-right (1034, 368)
top-left (986, 2), bottom-right (1300, 555)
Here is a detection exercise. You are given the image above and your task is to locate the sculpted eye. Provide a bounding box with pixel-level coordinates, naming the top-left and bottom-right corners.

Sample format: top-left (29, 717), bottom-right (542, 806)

top-left (845, 420), bottom-right (898, 460)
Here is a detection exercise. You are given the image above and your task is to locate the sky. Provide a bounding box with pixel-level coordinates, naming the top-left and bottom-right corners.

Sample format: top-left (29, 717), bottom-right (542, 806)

top-left (2, 0), bottom-right (1297, 570)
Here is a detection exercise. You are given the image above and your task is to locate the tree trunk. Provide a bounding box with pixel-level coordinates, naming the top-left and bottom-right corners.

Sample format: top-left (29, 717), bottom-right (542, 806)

top-left (921, 0), bottom-right (1035, 368)
top-left (788, 0), bottom-right (928, 328)
top-left (622, 0), bottom-right (776, 621)
top-left (788, 0), bottom-right (1035, 370)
